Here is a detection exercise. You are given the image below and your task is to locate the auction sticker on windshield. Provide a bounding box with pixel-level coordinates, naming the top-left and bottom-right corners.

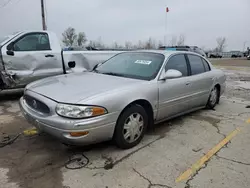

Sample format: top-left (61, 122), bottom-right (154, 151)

top-left (134, 60), bottom-right (152, 65)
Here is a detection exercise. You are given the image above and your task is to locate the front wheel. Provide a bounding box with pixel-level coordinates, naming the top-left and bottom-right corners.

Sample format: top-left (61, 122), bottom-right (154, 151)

top-left (114, 105), bottom-right (148, 149)
top-left (206, 86), bottom-right (219, 109)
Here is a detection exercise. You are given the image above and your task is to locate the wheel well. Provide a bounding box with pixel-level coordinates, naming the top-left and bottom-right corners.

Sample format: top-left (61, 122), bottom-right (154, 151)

top-left (215, 84), bottom-right (221, 94)
top-left (118, 99), bottom-right (154, 128)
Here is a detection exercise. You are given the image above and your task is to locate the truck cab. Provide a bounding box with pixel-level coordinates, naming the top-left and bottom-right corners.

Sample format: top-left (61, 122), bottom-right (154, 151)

top-left (0, 31), bottom-right (121, 91)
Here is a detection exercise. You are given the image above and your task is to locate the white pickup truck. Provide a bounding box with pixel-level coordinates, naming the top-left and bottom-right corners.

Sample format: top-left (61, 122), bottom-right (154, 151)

top-left (0, 31), bottom-right (121, 91)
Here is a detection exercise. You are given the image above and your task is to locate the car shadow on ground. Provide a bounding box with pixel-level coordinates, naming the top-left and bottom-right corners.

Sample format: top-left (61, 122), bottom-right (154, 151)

top-left (0, 111), bottom-right (187, 188)
top-left (0, 89), bottom-right (23, 102)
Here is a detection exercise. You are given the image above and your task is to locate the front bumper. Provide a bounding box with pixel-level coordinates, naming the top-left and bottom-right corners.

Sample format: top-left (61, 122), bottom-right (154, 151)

top-left (19, 91), bottom-right (119, 145)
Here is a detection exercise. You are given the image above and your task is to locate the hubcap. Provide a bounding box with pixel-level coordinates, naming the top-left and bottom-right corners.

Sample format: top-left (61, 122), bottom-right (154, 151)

top-left (210, 88), bottom-right (218, 105)
top-left (123, 113), bottom-right (144, 143)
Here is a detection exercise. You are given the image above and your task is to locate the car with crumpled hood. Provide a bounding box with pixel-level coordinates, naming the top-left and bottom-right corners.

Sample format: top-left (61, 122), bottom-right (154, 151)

top-left (19, 50), bottom-right (226, 149)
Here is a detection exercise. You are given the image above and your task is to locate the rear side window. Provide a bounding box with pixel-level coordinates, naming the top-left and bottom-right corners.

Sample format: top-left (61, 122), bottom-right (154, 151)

top-left (202, 59), bottom-right (211, 72)
top-left (188, 55), bottom-right (205, 75)
top-left (165, 54), bottom-right (188, 76)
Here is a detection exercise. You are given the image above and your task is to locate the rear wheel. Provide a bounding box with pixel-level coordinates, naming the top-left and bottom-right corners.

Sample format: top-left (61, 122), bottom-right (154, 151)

top-left (206, 86), bottom-right (219, 109)
top-left (114, 105), bottom-right (148, 149)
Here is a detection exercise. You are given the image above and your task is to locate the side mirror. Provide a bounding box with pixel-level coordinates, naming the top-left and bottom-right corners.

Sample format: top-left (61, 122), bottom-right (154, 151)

top-left (160, 69), bottom-right (182, 80)
top-left (7, 42), bottom-right (14, 51)
top-left (6, 51), bottom-right (14, 56)
top-left (68, 61), bottom-right (76, 68)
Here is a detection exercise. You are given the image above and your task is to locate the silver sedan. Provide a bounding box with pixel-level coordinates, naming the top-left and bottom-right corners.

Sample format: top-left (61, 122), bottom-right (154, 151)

top-left (20, 51), bottom-right (226, 149)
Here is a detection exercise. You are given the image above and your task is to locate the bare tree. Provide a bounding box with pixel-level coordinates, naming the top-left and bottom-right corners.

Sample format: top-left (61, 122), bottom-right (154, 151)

top-left (136, 40), bottom-right (144, 49)
top-left (89, 37), bottom-right (105, 48)
top-left (143, 37), bottom-right (157, 49)
top-left (77, 32), bottom-right (87, 47)
top-left (62, 27), bottom-right (77, 46)
top-left (112, 42), bottom-right (119, 49)
top-left (216, 37), bottom-right (226, 52)
top-left (88, 40), bottom-right (96, 48)
top-left (125, 41), bottom-right (133, 49)
top-left (158, 40), bottom-right (163, 48)
top-left (177, 34), bottom-right (185, 46)
top-left (169, 36), bottom-right (177, 46)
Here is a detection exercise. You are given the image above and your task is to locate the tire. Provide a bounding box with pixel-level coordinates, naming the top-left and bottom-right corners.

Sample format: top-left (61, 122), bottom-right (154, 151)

top-left (206, 86), bottom-right (219, 109)
top-left (114, 104), bottom-right (148, 149)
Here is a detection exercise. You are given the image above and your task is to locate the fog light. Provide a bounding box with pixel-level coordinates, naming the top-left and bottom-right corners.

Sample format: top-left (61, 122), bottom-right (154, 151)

top-left (69, 131), bottom-right (89, 137)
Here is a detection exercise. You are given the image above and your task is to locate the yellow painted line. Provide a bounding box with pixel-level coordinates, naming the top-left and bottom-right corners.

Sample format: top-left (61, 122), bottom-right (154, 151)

top-left (23, 127), bottom-right (39, 136)
top-left (246, 118), bottom-right (250, 123)
top-left (176, 128), bottom-right (241, 183)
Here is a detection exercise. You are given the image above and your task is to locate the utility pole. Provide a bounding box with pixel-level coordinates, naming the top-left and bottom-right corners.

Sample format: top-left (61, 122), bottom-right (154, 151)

top-left (41, 0), bottom-right (47, 30)
top-left (164, 7), bottom-right (169, 46)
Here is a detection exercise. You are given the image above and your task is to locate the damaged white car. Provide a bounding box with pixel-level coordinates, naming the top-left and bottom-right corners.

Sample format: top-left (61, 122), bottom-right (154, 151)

top-left (0, 31), bottom-right (121, 91)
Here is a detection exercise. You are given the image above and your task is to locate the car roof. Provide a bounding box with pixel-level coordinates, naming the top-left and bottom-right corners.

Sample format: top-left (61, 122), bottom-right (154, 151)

top-left (129, 50), bottom-right (202, 57)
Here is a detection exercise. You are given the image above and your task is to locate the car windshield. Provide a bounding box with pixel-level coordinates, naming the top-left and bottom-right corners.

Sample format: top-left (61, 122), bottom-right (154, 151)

top-left (95, 52), bottom-right (165, 81)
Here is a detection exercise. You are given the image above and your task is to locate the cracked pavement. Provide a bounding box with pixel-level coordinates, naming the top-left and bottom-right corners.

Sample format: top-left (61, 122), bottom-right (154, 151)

top-left (0, 60), bottom-right (250, 188)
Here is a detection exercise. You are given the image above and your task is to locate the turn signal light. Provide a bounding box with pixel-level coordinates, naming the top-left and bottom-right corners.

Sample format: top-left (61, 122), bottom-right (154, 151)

top-left (69, 131), bottom-right (89, 137)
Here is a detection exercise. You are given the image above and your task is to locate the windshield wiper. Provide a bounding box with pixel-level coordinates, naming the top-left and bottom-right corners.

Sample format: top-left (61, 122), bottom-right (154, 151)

top-left (91, 69), bottom-right (103, 74)
top-left (101, 72), bottom-right (125, 77)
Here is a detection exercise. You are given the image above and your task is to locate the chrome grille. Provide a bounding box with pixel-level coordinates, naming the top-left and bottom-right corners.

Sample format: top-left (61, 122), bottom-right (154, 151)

top-left (24, 95), bottom-right (50, 114)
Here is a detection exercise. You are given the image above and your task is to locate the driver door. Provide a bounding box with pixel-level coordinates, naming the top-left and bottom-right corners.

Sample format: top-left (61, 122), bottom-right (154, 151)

top-left (1, 32), bottom-right (62, 87)
top-left (157, 54), bottom-right (193, 121)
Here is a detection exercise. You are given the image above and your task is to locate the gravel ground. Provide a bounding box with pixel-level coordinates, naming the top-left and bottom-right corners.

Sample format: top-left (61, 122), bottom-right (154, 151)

top-left (210, 58), bottom-right (250, 67)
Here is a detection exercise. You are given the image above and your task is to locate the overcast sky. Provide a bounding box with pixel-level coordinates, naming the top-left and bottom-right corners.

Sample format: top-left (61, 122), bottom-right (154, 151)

top-left (0, 0), bottom-right (249, 50)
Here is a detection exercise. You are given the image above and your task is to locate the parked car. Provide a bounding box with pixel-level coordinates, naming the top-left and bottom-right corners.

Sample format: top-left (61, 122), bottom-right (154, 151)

top-left (243, 51), bottom-right (249, 57)
top-left (20, 50), bottom-right (226, 149)
top-left (158, 46), bottom-right (207, 57)
top-left (207, 52), bottom-right (222, 58)
top-left (230, 51), bottom-right (242, 58)
top-left (0, 31), bottom-right (121, 91)
top-left (247, 55), bottom-right (250, 60)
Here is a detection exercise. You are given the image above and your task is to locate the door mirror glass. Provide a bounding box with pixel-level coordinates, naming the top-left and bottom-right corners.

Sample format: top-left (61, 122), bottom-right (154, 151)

top-left (160, 69), bottom-right (182, 80)
top-left (6, 50), bottom-right (14, 56)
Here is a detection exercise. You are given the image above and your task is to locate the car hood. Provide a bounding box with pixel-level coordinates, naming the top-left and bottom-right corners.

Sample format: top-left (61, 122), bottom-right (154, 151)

top-left (27, 72), bottom-right (144, 103)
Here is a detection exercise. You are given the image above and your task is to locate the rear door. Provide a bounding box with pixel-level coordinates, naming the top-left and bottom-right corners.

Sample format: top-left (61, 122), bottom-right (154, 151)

top-left (157, 54), bottom-right (193, 120)
top-left (1, 32), bottom-right (63, 87)
top-left (186, 54), bottom-right (214, 108)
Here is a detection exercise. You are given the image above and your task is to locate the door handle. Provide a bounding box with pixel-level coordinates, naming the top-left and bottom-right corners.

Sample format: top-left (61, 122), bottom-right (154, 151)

top-left (45, 54), bottom-right (54, 58)
top-left (186, 82), bottom-right (191, 85)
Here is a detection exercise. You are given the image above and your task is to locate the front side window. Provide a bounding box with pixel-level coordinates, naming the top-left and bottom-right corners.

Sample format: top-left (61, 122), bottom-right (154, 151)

top-left (188, 55), bottom-right (205, 75)
top-left (95, 52), bottom-right (165, 80)
top-left (13, 33), bottom-right (50, 51)
top-left (165, 54), bottom-right (188, 76)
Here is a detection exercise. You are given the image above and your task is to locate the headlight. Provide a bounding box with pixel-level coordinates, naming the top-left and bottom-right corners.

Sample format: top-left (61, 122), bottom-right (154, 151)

top-left (56, 103), bottom-right (107, 119)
